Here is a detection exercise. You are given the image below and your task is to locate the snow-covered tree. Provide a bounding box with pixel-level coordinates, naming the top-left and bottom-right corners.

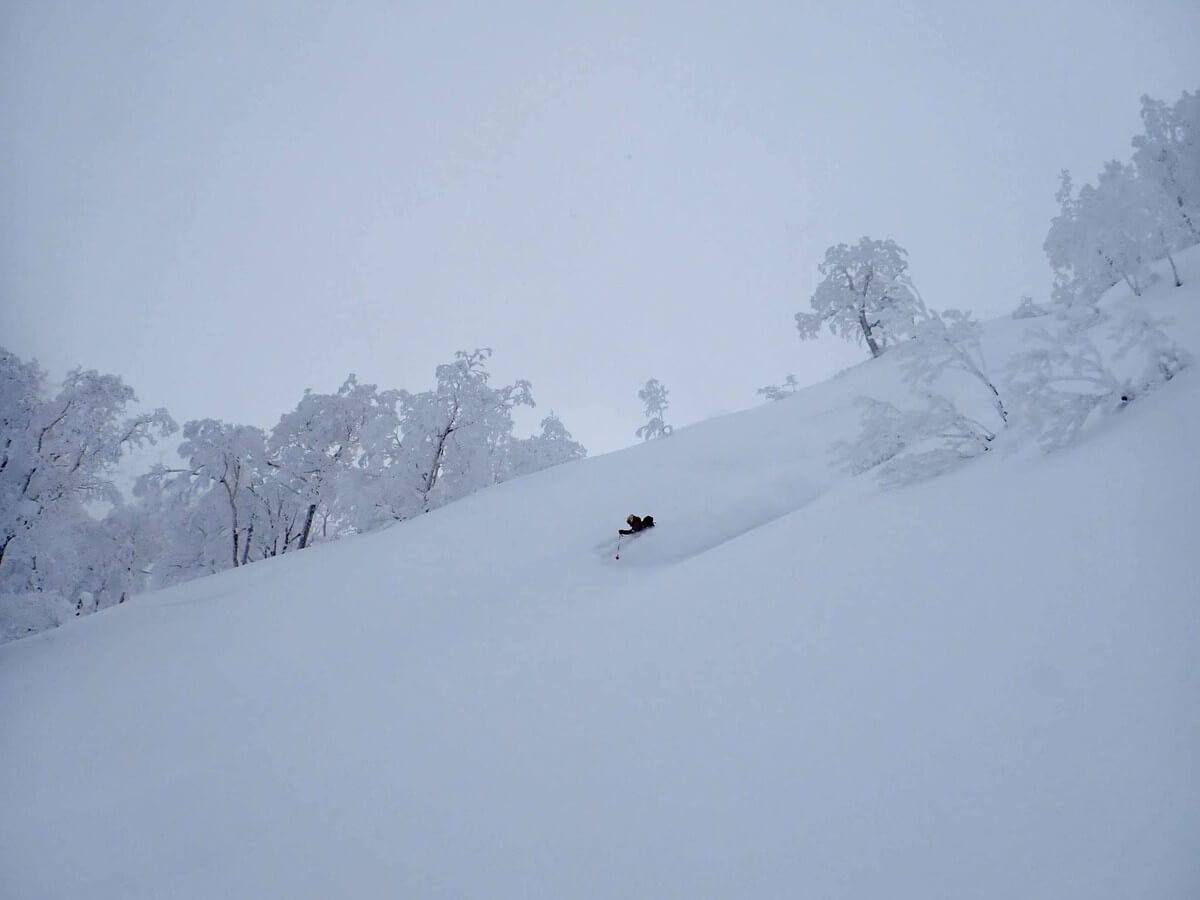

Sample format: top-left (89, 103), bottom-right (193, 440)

top-left (507, 413), bottom-right (587, 479)
top-left (268, 375), bottom-right (397, 550)
top-left (249, 352), bottom-right (585, 534)
top-left (635, 378), bottom-right (673, 440)
top-left (0, 348), bottom-right (174, 639)
top-left (140, 377), bottom-right (403, 579)
top-left (137, 420), bottom-right (271, 583)
top-left (1045, 91), bottom-right (1200, 307)
top-left (405, 349), bottom-right (533, 513)
top-left (69, 504), bottom-right (164, 616)
top-left (757, 374), bottom-right (799, 401)
top-left (353, 349), bottom-right (539, 525)
top-left (1132, 89), bottom-right (1200, 247)
top-left (901, 309), bottom-right (1008, 426)
top-left (1044, 163), bottom-right (1168, 307)
top-left (796, 238), bottom-right (924, 358)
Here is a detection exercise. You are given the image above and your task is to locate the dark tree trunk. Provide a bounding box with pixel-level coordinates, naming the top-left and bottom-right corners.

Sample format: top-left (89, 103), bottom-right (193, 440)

top-left (1165, 248), bottom-right (1182, 287)
top-left (421, 424), bottom-right (455, 513)
top-left (298, 503), bottom-right (318, 550)
top-left (858, 306), bottom-right (882, 358)
top-left (1175, 193), bottom-right (1198, 241)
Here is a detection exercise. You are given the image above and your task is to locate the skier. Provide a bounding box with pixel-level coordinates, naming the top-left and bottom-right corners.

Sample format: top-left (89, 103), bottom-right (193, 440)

top-left (614, 513), bottom-right (655, 559)
top-left (619, 514), bottom-right (656, 535)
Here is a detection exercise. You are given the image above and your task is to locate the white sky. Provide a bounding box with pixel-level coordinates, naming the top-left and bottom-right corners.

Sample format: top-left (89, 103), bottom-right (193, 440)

top-left (3, 0), bottom-right (1199, 454)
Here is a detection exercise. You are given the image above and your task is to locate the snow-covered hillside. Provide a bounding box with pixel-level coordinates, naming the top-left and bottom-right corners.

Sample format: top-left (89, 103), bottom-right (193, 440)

top-left (3, 254), bottom-right (1199, 899)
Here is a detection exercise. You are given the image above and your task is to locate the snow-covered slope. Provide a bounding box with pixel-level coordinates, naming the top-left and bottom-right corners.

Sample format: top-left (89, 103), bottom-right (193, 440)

top-left (4, 253), bottom-right (1200, 899)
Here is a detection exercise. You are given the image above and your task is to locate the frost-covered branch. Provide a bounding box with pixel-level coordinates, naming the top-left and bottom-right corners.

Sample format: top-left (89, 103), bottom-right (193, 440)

top-left (835, 307), bottom-right (1008, 487)
top-left (1005, 300), bottom-right (1191, 452)
top-left (832, 394), bottom-right (995, 488)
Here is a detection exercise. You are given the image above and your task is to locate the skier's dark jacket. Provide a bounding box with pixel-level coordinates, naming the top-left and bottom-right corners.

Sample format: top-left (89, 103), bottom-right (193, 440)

top-left (619, 514), bottom-right (655, 535)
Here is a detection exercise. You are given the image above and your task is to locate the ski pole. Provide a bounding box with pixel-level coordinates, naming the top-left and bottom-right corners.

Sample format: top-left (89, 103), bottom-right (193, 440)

top-left (615, 532), bottom-right (622, 560)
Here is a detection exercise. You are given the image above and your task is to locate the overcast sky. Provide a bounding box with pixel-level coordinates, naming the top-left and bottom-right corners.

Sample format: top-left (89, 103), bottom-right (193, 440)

top-left (3, 0), bottom-right (1199, 454)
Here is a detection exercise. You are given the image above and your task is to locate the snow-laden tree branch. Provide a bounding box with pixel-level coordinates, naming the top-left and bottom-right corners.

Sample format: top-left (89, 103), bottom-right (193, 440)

top-left (834, 307), bottom-right (1008, 487)
top-left (1006, 300), bottom-right (1191, 452)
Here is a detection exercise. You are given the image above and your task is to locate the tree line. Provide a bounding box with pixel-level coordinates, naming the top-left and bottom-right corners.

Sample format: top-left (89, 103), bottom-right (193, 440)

top-left (0, 348), bottom-right (585, 641)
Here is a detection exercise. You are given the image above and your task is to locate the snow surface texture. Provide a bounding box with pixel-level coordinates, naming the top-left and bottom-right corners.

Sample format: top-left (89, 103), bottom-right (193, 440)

top-left (3, 253), bottom-right (1200, 899)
